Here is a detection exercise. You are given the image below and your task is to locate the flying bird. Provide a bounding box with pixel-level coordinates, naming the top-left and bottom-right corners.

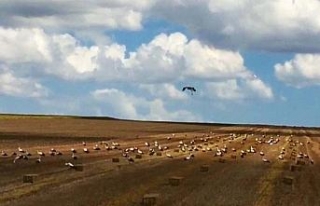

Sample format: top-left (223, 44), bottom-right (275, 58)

top-left (182, 86), bottom-right (196, 95)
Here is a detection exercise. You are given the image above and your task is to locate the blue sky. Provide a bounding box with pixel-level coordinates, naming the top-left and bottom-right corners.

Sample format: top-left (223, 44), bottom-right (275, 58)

top-left (0, 0), bottom-right (320, 126)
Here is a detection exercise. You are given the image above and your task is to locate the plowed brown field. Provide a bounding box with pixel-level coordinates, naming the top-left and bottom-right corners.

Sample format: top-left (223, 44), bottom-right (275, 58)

top-left (1, 115), bottom-right (320, 206)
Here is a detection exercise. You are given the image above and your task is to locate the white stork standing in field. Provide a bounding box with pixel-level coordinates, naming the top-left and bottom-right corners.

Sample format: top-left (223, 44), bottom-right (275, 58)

top-left (166, 152), bottom-right (173, 158)
top-left (112, 141), bottom-right (120, 146)
top-left (37, 151), bottom-right (45, 156)
top-left (18, 147), bottom-right (25, 153)
top-left (56, 151), bottom-right (63, 155)
top-left (93, 144), bottom-right (101, 150)
top-left (184, 153), bottom-right (194, 161)
top-left (65, 162), bottom-right (75, 168)
top-left (1, 151), bottom-right (7, 156)
top-left (36, 157), bottom-right (42, 163)
top-left (71, 148), bottom-right (77, 153)
top-left (262, 158), bottom-right (270, 163)
top-left (83, 148), bottom-right (89, 153)
top-left (149, 148), bottom-right (155, 156)
top-left (13, 155), bottom-right (23, 163)
top-left (127, 157), bottom-right (135, 163)
top-left (250, 146), bottom-right (256, 153)
top-left (72, 153), bottom-right (77, 160)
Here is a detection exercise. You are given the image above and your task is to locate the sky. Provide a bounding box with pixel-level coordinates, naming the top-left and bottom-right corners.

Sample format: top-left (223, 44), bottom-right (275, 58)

top-left (0, 0), bottom-right (320, 127)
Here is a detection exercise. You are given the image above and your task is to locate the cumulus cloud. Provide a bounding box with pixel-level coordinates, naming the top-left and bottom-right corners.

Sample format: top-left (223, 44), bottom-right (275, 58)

top-left (91, 88), bottom-right (200, 121)
top-left (0, 0), bottom-right (152, 31)
top-left (0, 28), bottom-right (52, 63)
top-left (275, 54), bottom-right (320, 87)
top-left (0, 27), bottom-right (273, 101)
top-left (206, 78), bottom-right (273, 101)
top-left (0, 66), bottom-right (48, 98)
top-left (151, 0), bottom-right (320, 52)
top-left (0, 0), bottom-right (156, 46)
top-left (140, 83), bottom-right (188, 100)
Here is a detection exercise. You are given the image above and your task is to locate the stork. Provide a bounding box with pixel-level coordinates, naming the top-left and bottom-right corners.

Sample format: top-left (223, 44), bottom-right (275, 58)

top-left (262, 158), bottom-right (270, 163)
top-left (72, 153), bottom-right (77, 160)
top-left (13, 155), bottom-right (23, 163)
top-left (37, 151), bottom-right (45, 156)
top-left (182, 86), bottom-right (196, 95)
top-left (166, 153), bottom-right (173, 158)
top-left (93, 144), bottom-right (101, 150)
top-left (1, 151), bottom-right (7, 156)
top-left (36, 157), bottom-right (42, 163)
top-left (18, 147), bottom-right (25, 153)
top-left (65, 162), bottom-right (75, 168)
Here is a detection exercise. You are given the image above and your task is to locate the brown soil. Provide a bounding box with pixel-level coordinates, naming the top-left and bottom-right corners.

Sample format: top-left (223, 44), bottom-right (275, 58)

top-left (0, 116), bottom-right (320, 206)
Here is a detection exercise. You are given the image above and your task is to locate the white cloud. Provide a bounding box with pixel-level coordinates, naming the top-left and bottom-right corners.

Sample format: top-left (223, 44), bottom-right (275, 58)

top-left (0, 1), bottom-right (152, 30)
top-left (0, 27), bottom-right (273, 101)
top-left (275, 54), bottom-right (320, 87)
top-left (183, 39), bottom-right (249, 80)
top-left (0, 66), bottom-right (48, 98)
top-left (151, 0), bottom-right (320, 52)
top-left (91, 88), bottom-right (200, 121)
top-left (140, 83), bottom-right (188, 100)
top-left (0, 1), bottom-right (156, 46)
top-left (0, 28), bottom-right (248, 82)
top-left (2, 1), bottom-right (320, 53)
top-left (206, 80), bottom-right (244, 100)
top-left (206, 78), bottom-right (273, 101)
top-left (0, 28), bottom-right (52, 63)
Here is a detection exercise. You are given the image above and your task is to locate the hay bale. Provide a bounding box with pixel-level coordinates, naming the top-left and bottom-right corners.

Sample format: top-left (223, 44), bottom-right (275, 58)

top-left (290, 164), bottom-right (302, 171)
top-left (23, 174), bottom-right (38, 183)
top-left (169, 176), bottom-right (184, 186)
top-left (112, 157), bottom-right (120, 163)
top-left (135, 154), bottom-right (142, 159)
top-left (142, 193), bottom-right (160, 206)
top-left (156, 152), bottom-right (162, 156)
top-left (200, 164), bottom-right (209, 172)
top-left (74, 164), bottom-right (84, 171)
top-left (283, 176), bottom-right (294, 185)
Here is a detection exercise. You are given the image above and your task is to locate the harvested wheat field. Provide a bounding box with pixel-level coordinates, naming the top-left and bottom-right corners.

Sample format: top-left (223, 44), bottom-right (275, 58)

top-left (1, 114), bottom-right (320, 206)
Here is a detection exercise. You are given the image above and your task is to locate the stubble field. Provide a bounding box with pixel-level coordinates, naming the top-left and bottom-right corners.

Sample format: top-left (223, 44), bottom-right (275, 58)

top-left (1, 115), bottom-right (320, 206)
